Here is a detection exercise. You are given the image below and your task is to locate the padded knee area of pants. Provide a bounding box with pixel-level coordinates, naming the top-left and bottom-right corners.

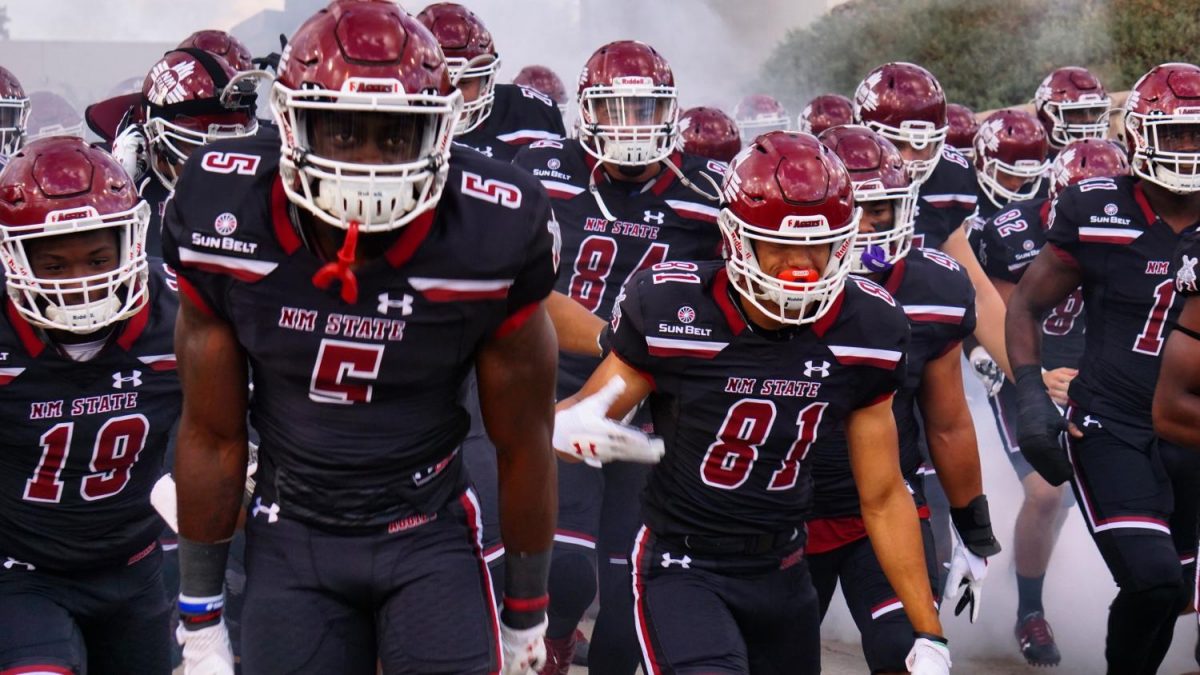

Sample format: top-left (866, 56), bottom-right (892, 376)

top-left (1112, 583), bottom-right (1187, 620)
top-left (546, 548), bottom-right (597, 638)
top-left (862, 624), bottom-right (915, 674)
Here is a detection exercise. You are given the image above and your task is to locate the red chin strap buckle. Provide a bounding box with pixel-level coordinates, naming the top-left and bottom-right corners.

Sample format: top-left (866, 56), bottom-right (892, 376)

top-left (776, 268), bottom-right (818, 288)
top-left (312, 220), bottom-right (360, 304)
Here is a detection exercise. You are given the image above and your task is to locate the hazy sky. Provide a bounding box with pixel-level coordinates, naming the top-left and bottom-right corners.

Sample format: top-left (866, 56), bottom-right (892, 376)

top-left (6, 0), bottom-right (281, 41)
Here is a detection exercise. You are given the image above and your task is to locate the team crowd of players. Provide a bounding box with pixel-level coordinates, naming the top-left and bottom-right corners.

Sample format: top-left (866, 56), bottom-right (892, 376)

top-left (0, 0), bottom-right (1199, 673)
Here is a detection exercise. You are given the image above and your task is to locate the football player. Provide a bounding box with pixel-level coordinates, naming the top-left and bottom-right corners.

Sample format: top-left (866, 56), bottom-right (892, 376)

top-left (0, 137), bottom-right (179, 674)
top-left (798, 93), bottom-right (854, 136)
top-left (0, 65), bottom-right (28, 163)
top-left (678, 106), bottom-right (742, 163)
top-left (1007, 62), bottom-right (1200, 674)
top-left (511, 40), bottom-right (726, 673)
top-left (1156, 228), bottom-right (1200, 449)
top-left (972, 138), bottom-right (1129, 666)
top-left (513, 65), bottom-right (569, 120)
top-left (163, 3), bottom-right (559, 673)
top-left (733, 93), bottom-right (791, 143)
top-left (102, 49), bottom-right (262, 258)
top-left (945, 103), bottom-right (979, 161)
top-left (809, 125), bottom-right (997, 673)
top-left (555, 130), bottom-right (949, 674)
top-left (417, 3), bottom-right (566, 160)
top-left (1033, 66), bottom-right (1112, 156)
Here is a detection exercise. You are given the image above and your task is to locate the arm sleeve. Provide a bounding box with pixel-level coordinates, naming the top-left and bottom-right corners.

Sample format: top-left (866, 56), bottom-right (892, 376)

top-left (1044, 189), bottom-right (1084, 261)
top-left (504, 195), bottom-right (560, 316)
top-left (159, 189), bottom-right (231, 320)
top-left (853, 306), bottom-right (910, 409)
top-left (606, 271), bottom-right (655, 374)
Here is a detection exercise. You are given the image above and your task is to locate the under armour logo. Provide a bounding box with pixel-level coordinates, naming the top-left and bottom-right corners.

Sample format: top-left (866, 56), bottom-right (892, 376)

top-left (112, 370), bottom-right (143, 389)
top-left (0, 352), bottom-right (8, 361)
top-left (377, 292), bottom-right (414, 316)
top-left (2, 557), bottom-right (34, 571)
top-left (644, 210), bottom-right (665, 225)
top-left (1082, 415), bottom-right (1102, 428)
top-left (804, 360), bottom-right (831, 378)
top-left (661, 553), bottom-right (692, 569)
top-left (251, 497), bottom-right (280, 523)
top-left (572, 442), bottom-right (596, 460)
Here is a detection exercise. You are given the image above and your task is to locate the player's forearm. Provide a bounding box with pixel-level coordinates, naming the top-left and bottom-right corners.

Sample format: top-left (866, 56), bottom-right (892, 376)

top-left (175, 420), bottom-right (248, 543)
top-left (944, 232), bottom-right (1013, 380)
top-left (546, 290), bottom-right (605, 357)
top-left (860, 481), bottom-right (942, 634)
top-left (1153, 337), bottom-right (1200, 448)
top-left (1004, 289), bottom-right (1046, 372)
top-left (925, 422), bottom-right (984, 508)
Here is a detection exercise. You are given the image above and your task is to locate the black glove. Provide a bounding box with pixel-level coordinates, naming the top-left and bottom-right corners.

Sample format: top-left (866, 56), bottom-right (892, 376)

top-left (251, 34), bottom-right (288, 72)
top-left (1013, 365), bottom-right (1072, 486)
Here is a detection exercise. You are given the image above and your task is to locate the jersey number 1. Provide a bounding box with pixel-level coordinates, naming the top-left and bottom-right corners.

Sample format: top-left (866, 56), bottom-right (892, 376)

top-left (1132, 280), bottom-right (1177, 356)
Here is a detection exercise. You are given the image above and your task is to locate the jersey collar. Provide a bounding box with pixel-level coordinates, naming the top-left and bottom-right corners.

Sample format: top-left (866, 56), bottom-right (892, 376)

top-left (1133, 180), bottom-right (1161, 227)
top-left (882, 257), bottom-right (908, 296)
top-left (3, 293), bottom-right (149, 358)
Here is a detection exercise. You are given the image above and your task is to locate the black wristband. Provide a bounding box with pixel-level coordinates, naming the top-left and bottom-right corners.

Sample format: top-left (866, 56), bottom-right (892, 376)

top-left (178, 536), bottom-right (231, 629)
top-left (914, 631), bottom-right (949, 645)
top-left (950, 494), bottom-right (1002, 557)
top-left (1013, 364), bottom-right (1044, 389)
top-left (502, 549), bottom-right (552, 629)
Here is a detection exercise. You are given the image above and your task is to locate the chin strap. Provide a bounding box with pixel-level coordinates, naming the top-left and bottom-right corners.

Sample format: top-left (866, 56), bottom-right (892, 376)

top-left (587, 163), bottom-right (619, 222)
top-left (662, 155), bottom-right (723, 202)
top-left (311, 220), bottom-right (360, 304)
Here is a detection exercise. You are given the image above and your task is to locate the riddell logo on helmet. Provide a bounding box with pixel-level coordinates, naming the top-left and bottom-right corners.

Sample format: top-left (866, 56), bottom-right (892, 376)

top-left (612, 76), bottom-right (653, 87)
top-left (343, 78), bottom-right (403, 94)
top-left (48, 206), bottom-right (99, 223)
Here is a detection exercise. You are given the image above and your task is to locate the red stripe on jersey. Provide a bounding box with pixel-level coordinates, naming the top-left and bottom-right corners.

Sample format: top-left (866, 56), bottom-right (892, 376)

top-left (116, 296), bottom-right (151, 350)
top-left (711, 269), bottom-right (748, 335)
top-left (176, 276), bottom-right (215, 318)
top-left (544, 185), bottom-right (580, 200)
top-left (812, 287), bottom-right (846, 338)
top-left (493, 302), bottom-right (538, 340)
top-left (835, 354), bottom-right (900, 369)
top-left (1038, 200), bottom-right (1053, 230)
top-left (649, 152), bottom-right (682, 196)
top-left (807, 515), bottom-right (868, 554)
top-left (860, 391), bottom-right (895, 408)
top-left (459, 491), bottom-right (502, 675)
top-left (883, 257), bottom-right (907, 295)
top-left (419, 287), bottom-right (512, 303)
top-left (5, 299), bottom-right (45, 357)
top-left (934, 339), bottom-right (963, 359)
top-left (1133, 181), bottom-right (1158, 227)
top-left (385, 210), bottom-right (437, 269)
top-left (270, 177), bottom-right (301, 254)
top-left (1046, 243), bottom-right (1079, 269)
top-left (905, 311), bottom-right (965, 325)
top-left (631, 527), bottom-right (664, 675)
top-left (184, 259), bottom-right (269, 282)
top-left (1, 665), bottom-right (75, 674)
top-left (646, 344), bottom-right (722, 359)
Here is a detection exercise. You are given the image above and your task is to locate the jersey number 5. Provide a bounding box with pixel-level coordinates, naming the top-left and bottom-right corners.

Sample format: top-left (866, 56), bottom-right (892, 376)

top-left (309, 339), bottom-right (385, 405)
top-left (24, 415), bottom-right (150, 503)
top-left (700, 399), bottom-right (827, 491)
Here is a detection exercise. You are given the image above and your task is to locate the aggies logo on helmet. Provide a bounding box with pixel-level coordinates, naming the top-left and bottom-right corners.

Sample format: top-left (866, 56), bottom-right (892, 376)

top-left (147, 59), bottom-right (198, 106)
top-left (854, 71), bottom-right (883, 112)
top-left (977, 118), bottom-right (1004, 153)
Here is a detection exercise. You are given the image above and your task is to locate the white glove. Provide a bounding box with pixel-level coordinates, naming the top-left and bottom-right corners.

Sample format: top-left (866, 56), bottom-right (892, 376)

top-left (968, 346), bottom-right (1004, 398)
top-left (112, 124), bottom-right (149, 182)
top-left (906, 636), bottom-right (952, 674)
top-left (500, 616), bottom-right (547, 675)
top-left (151, 474), bottom-right (178, 533)
top-left (553, 377), bottom-right (664, 468)
top-left (943, 527), bottom-right (989, 623)
top-left (176, 620), bottom-right (235, 675)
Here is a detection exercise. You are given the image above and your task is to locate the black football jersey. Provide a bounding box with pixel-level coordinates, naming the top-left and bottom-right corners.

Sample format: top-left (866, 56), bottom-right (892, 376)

top-left (972, 197), bottom-right (1086, 369)
top-left (1047, 176), bottom-right (1199, 442)
top-left (608, 261), bottom-right (909, 539)
top-left (913, 147), bottom-right (978, 250)
top-left (512, 140), bottom-right (725, 397)
top-left (0, 265), bottom-right (180, 570)
top-left (138, 174), bottom-right (171, 259)
top-left (455, 84), bottom-right (567, 162)
top-left (161, 134), bottom-right (558, 530)
top-left (809, 249), bottom-right (975, 519)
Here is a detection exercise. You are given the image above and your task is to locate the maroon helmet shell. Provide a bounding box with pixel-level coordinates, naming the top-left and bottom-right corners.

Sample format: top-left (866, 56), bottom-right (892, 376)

top-left (1123, 62), bottom-right (1200, 192)
top-left (945, 103), bottom-right (979, 155)
top-left (0, 136), bottom-right (140, 223)
top-left (415, 3), bottom-right (496, 61)
top-left (818, 124), bottom-right (908, 190)
top-left (854, 62), bottom-right (947, 132)
top-left (513, 64), bottom-right (567, 104)
top-left (798, 93), bottom-right (853, 135)
top-left (1049, 137), bottom-right (1130, 199)
top-left (724, 131), bottom-right (855, 232)
top-left (678, 106), bottom-right (741, 162)
top-left (178, 29), bottom-right (255, 72)
top-left (578, 40), bottom-right (674, 94)
top-left (973, 109), bottom-right (1050, 206)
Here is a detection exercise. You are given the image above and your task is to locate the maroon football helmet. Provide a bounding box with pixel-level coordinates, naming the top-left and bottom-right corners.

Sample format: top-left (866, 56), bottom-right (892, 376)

top-left (719, 131), bottom-right (858, 325)
top-left (27, 91), bottom-right (83, 142)
top-left (946, 103), bottom-right (980, 160)
top-left (798, 94), bottom-right (853, 135)
top-left (677, 106), bottom-right (741, 163)
top-left (142, 49), bottom-right (260, 188)
top-left (178, 30), bottom-right (255, 72)
top-left (733, 94), bottom-right (790, 142)
top-left (577, 40), bottom-right (678, 167)
top-left (1033, 66), bottom-right (1111, 148)
top-left (1048, 138), bottom-right (1130, 200)
top-left (514, 64), bottom-right (568, 115)
top-left (854, 62), bottom-right (948, 183)
top-left (0, 66), bottom-right (29, 157)
top-left (973, 109), bottom-right (1050, 207)
top-left (0, 136), bottom-right (150, 333)
top-left (417, 3), bottom-right (499, 135)
top-left (1123, 62), bottom-right (1200, 193)
top-left (273, 0), bottom-right (461, 233)
top-left (819, 125), bottom-right (916, 273)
